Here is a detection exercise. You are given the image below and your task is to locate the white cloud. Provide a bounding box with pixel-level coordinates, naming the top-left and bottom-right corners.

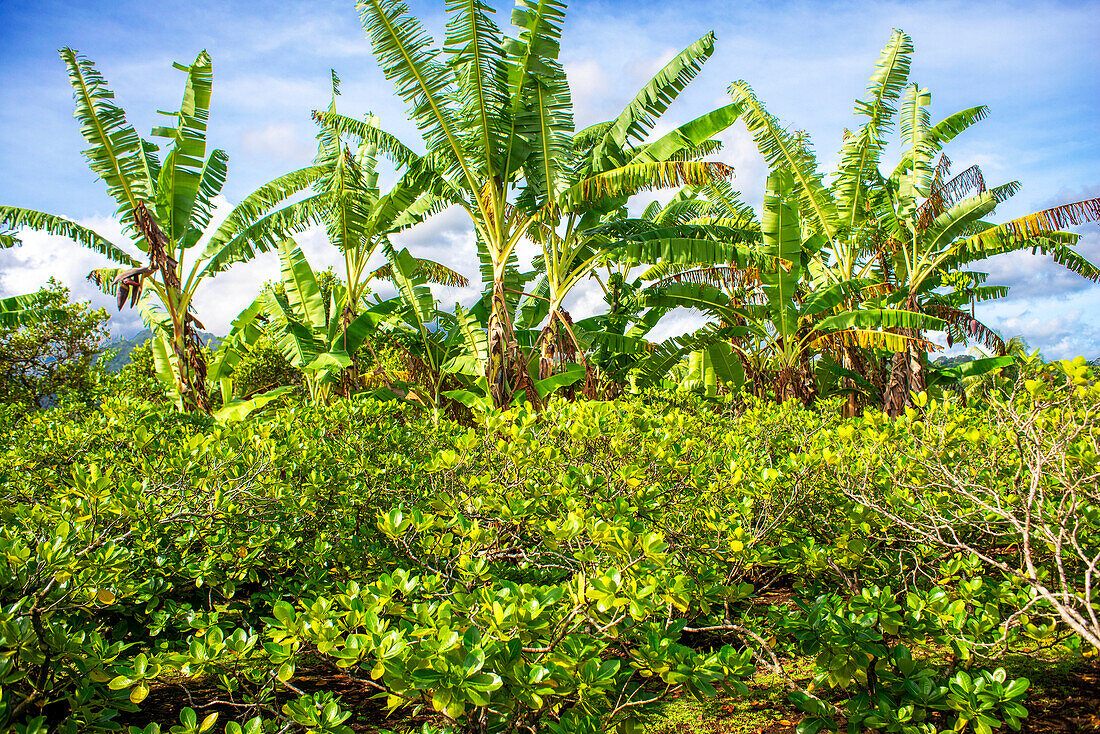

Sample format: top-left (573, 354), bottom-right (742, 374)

top-left (564, 59), bottom-right (610, 124)
top-left (0, 214), bottom-right (146, 336)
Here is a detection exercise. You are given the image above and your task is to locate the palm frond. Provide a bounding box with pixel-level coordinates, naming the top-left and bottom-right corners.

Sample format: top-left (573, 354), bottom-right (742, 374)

top-left (761, 169), bottom-right (802, 338)
top-left (151, 50), bottom-right (214, 244)
top-left (730, 80), bottom-right (839, 237)
top-left (0, 206), bottom-right (138, 266)
top-left (372, 257), bottom-right (470, 287)
top-left (181, 150), bottom-right (229, 249)
top-left (630, 102), bottom-right (742, 165)
top-left (817, 308), bottom-right (945, 334)
top-left (928, 105), bottom-right (989, 150)
top-left (446, 0), bottom-right (511, 180)
top-left (631, 323), bottom-right (741, 388)
top-left (311, 110), bottom-right (422, 169)
top-left (199, 193), bottom-right (329, 277)
top-left (697, 179), bottom-right (759, 229)
top-left (648, 265), bottom-right (760, 291)
top-left (834, 29), bottom-right (912, 228)
top-left (895, 84), bottom-right (933, 217)
top-left (517, 59), bottom-right (573, 206)
top-left (915, 163), bottom-right (985, 230)
top-left (811, 327), bottom-right (941, 353)
top-left (919, 191), bottom-right (999, 269)
top-left (261, 289), bottom-right (323, 368)
top-left (203, 164), bottom-right (326, 253)
top-left (59, 48), bottom-right (155, 236)
top-left (0, 293), bottom-right (62, 327)
top-left (359, 0), bottom-right (477, 191)
top-left (504, 0), bottom-right (567, 123)
top-left (589, 32), bottom-right (716, 169)
top-left (973, 197), bottom-right (1100, 241)
top-left (558, 160), bottom-right (733, 211)
top-left (276, 238), bottom-right (327, 330)
top-left (925, 304), bottom-right (1005, 354)
top-left (573, 121), bottom-right (613, 151)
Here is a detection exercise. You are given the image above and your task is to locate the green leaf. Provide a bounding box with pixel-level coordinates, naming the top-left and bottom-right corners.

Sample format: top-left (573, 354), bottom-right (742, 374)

top-left (588, 32), bottom-right (716, 168)
top-left (730, 80), bottom-right (838, 237)
top-left (834, 30), bottom-right (912, 228)
top-left (213, 387), bottom-right (295, 424)
top-left (276, 239), bottom-right (327, 330)
top-left (153, 51), bottom-right (214, 244)
top-left (306, 351), bottom-right (353, 372)
top-left (534, 363), bottom-right (584, 398)
top-left (59, 48), bottom-right (155, 237)
top-left (631, 103), bottom-right (742, 165)
top-left (0, 207), bottom-right (138, 266)
top-left (760, 169), bottom-right (802, 338)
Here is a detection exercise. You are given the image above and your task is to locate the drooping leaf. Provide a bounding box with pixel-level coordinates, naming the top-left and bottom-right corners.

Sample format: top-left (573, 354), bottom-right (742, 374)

top-left (0, 207), bottom-right (138, 266)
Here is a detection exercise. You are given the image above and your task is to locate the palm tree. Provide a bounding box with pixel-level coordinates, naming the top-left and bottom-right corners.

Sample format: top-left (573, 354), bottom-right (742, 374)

top-left (872, 95), bottom-right (1100, 414)
top-left (565, 184), bottom-right (762, 395)
top-left (0, 50), bottom-right (324, 412)
top-left (356, 0), bottom-right (734, 408)
top-left (517, 55), bottom-right (748, 385)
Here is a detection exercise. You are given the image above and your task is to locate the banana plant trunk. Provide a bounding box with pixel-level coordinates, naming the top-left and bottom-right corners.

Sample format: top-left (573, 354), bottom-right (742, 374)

top-left (134, 203), bottom-right (210, 413)
top-left (883, 297), bottom-right (927, 418)
top-left (537, 322), bottom-right (556, 381)
top-left (840, 344), bottom-right (861, 418)
top-left (486, 281), bottom-right (515, 409)
top-left (172, 316), bottom-right (211, 414)
top-left (339, 306), bottom-right (361, 398)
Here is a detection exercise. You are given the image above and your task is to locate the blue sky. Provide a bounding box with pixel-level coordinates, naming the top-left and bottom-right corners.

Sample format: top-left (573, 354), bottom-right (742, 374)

top-left (1, 0), bottom-right (1098, 357)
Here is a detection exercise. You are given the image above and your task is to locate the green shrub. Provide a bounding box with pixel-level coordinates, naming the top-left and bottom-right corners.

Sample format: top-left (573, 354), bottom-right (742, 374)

top-left (1, 360), bottom-right (1095, 733)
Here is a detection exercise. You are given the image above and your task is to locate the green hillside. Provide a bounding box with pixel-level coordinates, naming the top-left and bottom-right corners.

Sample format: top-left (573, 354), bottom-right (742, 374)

top-left (99, 329), bottom-right (222, 372)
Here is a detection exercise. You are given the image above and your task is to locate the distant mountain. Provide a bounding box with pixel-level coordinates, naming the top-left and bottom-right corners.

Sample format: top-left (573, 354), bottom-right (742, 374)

top-left (99, 329), bottom-right (222, 372)
top-left (933, 354), bottom-right (975, 368)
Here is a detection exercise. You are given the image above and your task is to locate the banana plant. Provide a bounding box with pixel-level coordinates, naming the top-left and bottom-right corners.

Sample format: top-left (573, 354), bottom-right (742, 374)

top-left (728, 29), bottom-right (1100, 415)
top-left (205, 298), bottom-right (266, 404)
top-left (0, 236), bottom-right (60, 327)
top-left (871, 88), bottom-right (1100, 414)
top-left (518, 57), bottom-right (749, 384)
top-left (302, 76), bottom-right (468, 347)
top-left (0, 294), bottom-right (61, 328)
top-left (261, 239), bottom-right (393, 404)
top-left (355, 0), bottom-right (735, 408)
top-left (379, 241), bottom-right (490, 423)
top-left (0, 50), bottom-right (325, 412)
top-left (549, 185), bottom-right (765, 395)
top-left (671, 170), bottom-right (943, 405)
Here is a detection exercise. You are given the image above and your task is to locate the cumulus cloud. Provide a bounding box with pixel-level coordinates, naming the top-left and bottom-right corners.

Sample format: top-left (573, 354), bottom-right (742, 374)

top-left (0, 215), bottom-right (146, 336)
top-left (563, 59), bottom-right (611, 125)
top-left (989, 304), bottom-right (1100, 361)
top-left (982, 229), bottom-right (1100, 301)
top-left (390, 207), bottom-right (480, 309)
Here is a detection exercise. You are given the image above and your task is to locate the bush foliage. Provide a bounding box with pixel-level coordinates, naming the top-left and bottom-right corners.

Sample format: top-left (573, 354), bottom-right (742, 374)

top-left (1, 359), bottom-right (1096, 734)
